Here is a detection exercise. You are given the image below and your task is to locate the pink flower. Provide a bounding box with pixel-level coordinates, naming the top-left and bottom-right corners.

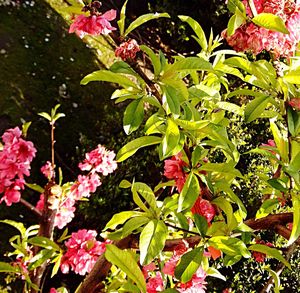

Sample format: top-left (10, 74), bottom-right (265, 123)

top-left (163, 241), bottom-right (189, 276)
top-left (36, 193), bottom-right (44, 211)
top-left (78, 145), bottom-right (117, 176)
top-left (53, 197), bottom-right (76, 229)
top-left (41, 161), bottom-right (54, 179)
top-left (115, 39), bottom-right (140, 61)
top-left (177, 267), bottom-right (207, 293)
top-left (164, 153), bottom-right (188, 192)
top-left (70, 173), bottom-right (101, 200)
top-left (142, 262), bottom-right (157, 278)
top-left (0, 127), bottom-right (36, 206)
top-left (60, 229), bottom-right (111, 275)
top-left (49, 289), bottom-right (57, 293)
top-left (146, 272), bottom-right (164, 293)
top-left (289, 98), bottom-right (300, 110)
top-left (191, 197), bottom-right (216, 224)
top-left (69, 10), bottom-right (117, 38)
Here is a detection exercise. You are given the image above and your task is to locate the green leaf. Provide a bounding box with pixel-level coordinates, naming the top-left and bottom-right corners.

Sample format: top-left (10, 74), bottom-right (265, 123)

top-left (81, 70), bottom-right (138, 89)
top-left (288, 194), bottom-right (300, 246)
top-left (199, 163), bottom-right (243, 179)
top-left (178, 172), bottom-right (200, 212)
top-left (123, 99), bottom-right (144, 135)
top-left (256, 198), bottom-right (279, 219)
top-left (194, 214), bottom-right (208, 237)
top-left (268, 178), bottom-right (288, 192)
top-left (104, 211), bottom-right (142, 231)
top-left (0, 220), bottom-right (26, 238)
top-left (287, 106), bottom-right (300, 136)
top-left (25, 183), bottom-right (44, 193)
top-left (105, 245), bottom-right (146, 292)
top-left (119, 179), bottom-right (132, 189)
top-left (162, 85), bottom-right (181, 116)
top-left (206, 267), bottom-right (226, 281)
top-left (117, 0), bottom-right (128, 36)
top-left (132, 182), bottom-right (158, 213)
top-left (51, 253), bottom-right (62, 278)
top-left (252, 13), bottom-right (289, 34)
top-left (38, 112), bottom-right (51, 121)
top-left (0, 262), bottom-right (20, 273)
top-left (244, 95), bottom-right (271, 122)
top-left (124, 13), bottom-right (170, 36)
top-left (140, 45), bottom-right (161, 76)
top-left (122, 216), bottom-right (150, 238)
top-left (265, 267), bottom-right (280, 293)
top-left (164, 57), bottom-right (212, 77)
top-left (116, 136), bottom-right (161, 162)
top-left (162, 119), bottom-right (180, 158)
top-left (223, 254), bottom-right (242, 266)
top-left (248, 244), bottom-right (291, 269)
top-left (175, 119), bottom-right (210, 131)
top-left (227, 11), bottom-right (245, 36)
top-left (209, 236), bottom-right (250, 258)
top-left (161, 289), bottom-right (179, 293)
top-left (178, 15), bottom-right (207, 50)
top-left (284, 69), bottom-right (300, 84)
top-left (28, 249), bottom-right (56, 270)
top-left (217, 102), bottom-right (243, 116)
top-left (174, 247), bottom-right (203, 283)
top-left (27, 236), bottom-right (60, 251)
top-left (139, 220), bottom-right (167, 265)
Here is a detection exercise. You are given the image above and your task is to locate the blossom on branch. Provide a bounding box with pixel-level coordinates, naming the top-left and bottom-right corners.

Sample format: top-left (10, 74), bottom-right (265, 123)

top-left (41, 161), bottom-right (54, 180)
top-left (69, 9), bottom-right (117, 38)
top-left (191, 197), bottom-right (216, 224)
top-left (177, 267), bottom-right (207, 293)
top-left (60, 229), bottom-right (111, 275)
top-left (115, 39), bottom-right (140, 61)
top-left (0, 127), bottom-right (36, 206)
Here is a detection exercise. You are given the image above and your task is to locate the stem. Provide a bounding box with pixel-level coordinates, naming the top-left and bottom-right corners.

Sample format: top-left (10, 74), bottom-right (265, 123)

top-left (165, 222), bottom-right (199, 236)
top-left (51, 122), bottom-right (55, 177)
top-left (247, 0), bottom-right (257, 17)
top-left (19, 198), bottom-right (42, 218)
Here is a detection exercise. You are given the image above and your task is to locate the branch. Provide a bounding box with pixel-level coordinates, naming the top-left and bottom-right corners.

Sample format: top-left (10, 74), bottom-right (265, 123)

top-left (78, 212), bottom-right (295, 292)
top-left (19, 198), bottom-right (42, 218)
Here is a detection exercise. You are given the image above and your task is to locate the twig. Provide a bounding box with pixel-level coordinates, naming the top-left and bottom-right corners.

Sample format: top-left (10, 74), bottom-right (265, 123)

top-left (19, 198), bottom-right (42, 218)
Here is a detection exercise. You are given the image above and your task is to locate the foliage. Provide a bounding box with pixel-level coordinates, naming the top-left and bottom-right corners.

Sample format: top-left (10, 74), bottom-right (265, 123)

top-left (0, 0), bottom-right (300, 292)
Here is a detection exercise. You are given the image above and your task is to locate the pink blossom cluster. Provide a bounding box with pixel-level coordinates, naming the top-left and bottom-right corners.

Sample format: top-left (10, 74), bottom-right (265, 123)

top-left (115, 39), bottom-right (140, 61)
top-left (40, 161), bottom-right (54, 180)
top-left (0, 127), bottom-right (36, 206)
top-left (223, 0), bottom-right (300, 58)
top-left (36, 145), bottom-right (117, 229)
top-left (69, 9), bottom-right (116, 38)
top-left (142, 263), bottom-right (164, 292)
top-left (60, 229), bottom-right (111, 275)
top-left (191, 197), bottom-right (216, 224)
top-left (164, 153), bottom-right (188, 192)
top-left (289, 98), bottom-right (300, 110)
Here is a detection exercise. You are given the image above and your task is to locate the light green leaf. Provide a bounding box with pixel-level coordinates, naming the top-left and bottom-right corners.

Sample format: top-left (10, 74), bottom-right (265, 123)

top-left (0, 220), bottom-right (26, 238)
top-left (117, 0), bottom-right (128, 36)
top-left (256, 199), bottom-right (279, 219)
top-left (178, 172), bottom-right (200, 212)
top-left (104, 211), bottom-right (142, 230)
top-left (288, 194), bottom-right (300, 246)
top-left (116, 136), bottom-right (162, 162)
top-left (223, 254), bottom-right (242, 266)
top-left (139, 220), bottom-right (167, 265)
top-left (244, 95), bottom-right (271, 122)
top-left (162, 85), bottom-right (181, 116)
top-left (81, 70), bottom-right (138, 89)
top-left (206, 267), bottom-right (226, 281)
top-left (175, 119), bottom-right (210, 131)
top-left (174, 247), bottom-right (203, 283)
top-left (0, 262), bottom-right (20, 273)
top-left (27, 236), bottom-right (60, 251)
top-left (140, 45), bottom-right (161, 76)
top-left (284, 69), bottom-right (300, 84)
top-left (28, 249), bottom-right (56, 270)
top-left (162, 119), bottom-right (180, 158)
top-left (25, 183), bottom-right (44, 193)
top-left (51, 253), bottom-right (62, 278)
top-left (124, 13), bottom-right (170, 36)
top-left (132, 182), bottom-right (158, 213)
top-left (119, 179), bottom-right (132, 189)
top-left (178, 15), bottom-right (207, 50)
top-left (105, 244), bottom-right (146, 293)
top-left (194, 214), bottom-right (208, 237)
top-left (227, 10), bottom-right (245, 36)
top-left (122, 216), bottom-right (150, 238)
top-left (248, 244), bottom-right (291, 269)
top-left (123, 99), bottom-right (144, 135)
top-left (209, 236), bottom-right (250, 258)
top-left (217, 102), bottom-right (243, 116)
top-left (38, 112), bottom-right (51, 121)
top-left (252, 13), bottom-right (289, 34)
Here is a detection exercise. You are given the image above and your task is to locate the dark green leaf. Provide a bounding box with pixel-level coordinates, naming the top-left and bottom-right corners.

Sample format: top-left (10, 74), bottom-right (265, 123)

top-left (194, 214), bottom-right (208, 237)
top-left (123, 99), bottom-right (144, 135)
top-left (244, 95), bottom-right (271, 122)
